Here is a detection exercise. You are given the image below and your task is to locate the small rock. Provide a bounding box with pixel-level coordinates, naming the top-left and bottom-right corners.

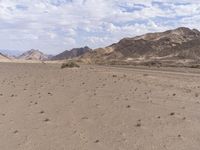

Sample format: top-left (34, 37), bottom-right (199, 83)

top-left (44, 118), bottom-right (50, 122)
top-left (136, 123), bottom-right (141, 127)
top-left (94, 140), bottom-right (99, 143)
top-left (81, 117), bottom-right (88, 120)
top-left (11, 94), bottom-right (15, 97)
top-left (182, 117), bottom-right (186, 120)
top-left (170, 112), bottom-right (175, 116)
top-left (13, 130), bottom-right (19, 134)
top-left (48, 92), bottom-right (53, 96)
top-left (39, 110), bottom-right (45, 114)
top-left (195, 93), bottom-right (199, 97)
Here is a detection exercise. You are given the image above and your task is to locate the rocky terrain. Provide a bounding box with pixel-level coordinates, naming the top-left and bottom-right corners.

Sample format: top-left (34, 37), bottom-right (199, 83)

top-left (18, 49), bottom-right (50, 61)
top-left (1, 63), bottom-right (200, 150)
top-left (0, 53), bottom-right (11, 62)
top-left (51, 46), bottom-right (92, 60)
top-left (80, 27), bottom-right (200, 67)
top-left (1, 27), bottom-right (200, 150)
top-left (1, 27), bottom-right (200, 68)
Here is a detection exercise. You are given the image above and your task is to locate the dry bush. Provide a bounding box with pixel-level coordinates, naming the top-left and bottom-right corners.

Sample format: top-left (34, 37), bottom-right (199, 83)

top-left (61, 61), bottom-right (80, 69)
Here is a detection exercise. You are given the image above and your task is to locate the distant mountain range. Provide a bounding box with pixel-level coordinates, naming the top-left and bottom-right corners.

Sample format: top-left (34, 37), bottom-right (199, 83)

top-left (0, 47), bottom-right (91, 61)
top-left (1, 27), bottom-right (200, 67)
top-left (17, 49), bottom-right (51, 61)
top-left (80, 27), bottom-right (200, 66)
top-left (51, 46), bottom-right (92, 60)
top-left (0, 52), bottom-right (12, 61)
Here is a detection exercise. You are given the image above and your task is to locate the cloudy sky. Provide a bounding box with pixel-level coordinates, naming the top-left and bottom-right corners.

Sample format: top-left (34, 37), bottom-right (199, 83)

top-left (0, 0), bottom-right (200, 54)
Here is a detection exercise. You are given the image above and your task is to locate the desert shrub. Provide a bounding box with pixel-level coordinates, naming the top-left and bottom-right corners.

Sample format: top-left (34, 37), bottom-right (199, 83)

top-left (142, 61), bottom-right (162, 67)
top-left (61, 61), bottom-right (80, 69)
top-left (190, 65), bottom-right (200, 69)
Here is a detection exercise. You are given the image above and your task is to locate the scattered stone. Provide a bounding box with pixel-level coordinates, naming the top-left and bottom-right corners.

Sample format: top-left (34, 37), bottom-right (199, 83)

top-left (136, 123), bottom-right (141, 127)
top-left (182, 117), bottom-right (186, 120)
top-left (48, 92), bottom-right (53, 96)
top-left (40, 110), bottom-right (45, 114)
top-left (10, 94), bottom-right (15, 97)
top-left (13, 130), bottom-right (19, 134)
top-left (195, 93), bottom-right (199, 97)
top-left (112, 75), bottom-right (117, 78)
top-left (44, 118), bottom-right (50, 122)
top-left (81, 117), bottom-right (88, 120)
top-left (170, 112), bottom-right (175, 116)
top-left (94, 140), bottom-right (100, 143)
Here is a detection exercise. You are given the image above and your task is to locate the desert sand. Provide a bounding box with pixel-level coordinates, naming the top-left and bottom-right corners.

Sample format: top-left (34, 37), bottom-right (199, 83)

top-left (0, 62), bottom-right (200, 150)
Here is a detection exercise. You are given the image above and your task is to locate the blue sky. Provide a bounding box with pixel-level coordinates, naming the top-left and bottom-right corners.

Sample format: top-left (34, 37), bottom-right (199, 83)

top-left (0, 0), bottom-right (200, 54)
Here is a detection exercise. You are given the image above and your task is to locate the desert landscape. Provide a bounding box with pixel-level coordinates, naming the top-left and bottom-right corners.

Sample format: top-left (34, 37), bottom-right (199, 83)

top-left (0, 1), bottom-right (200, 149)
top-left (0, 62), bottom-right (200, 150)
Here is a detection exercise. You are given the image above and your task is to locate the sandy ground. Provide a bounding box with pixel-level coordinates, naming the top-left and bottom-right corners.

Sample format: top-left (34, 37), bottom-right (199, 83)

top-left (0, 62), bottom-right (200, 150)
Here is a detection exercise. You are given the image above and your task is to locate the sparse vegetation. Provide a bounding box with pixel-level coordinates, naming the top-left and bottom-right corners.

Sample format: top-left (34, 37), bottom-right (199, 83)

top-left (190, 65), bottom-right (200, 69)
top-left (61, 61), bottom-right (80, 69)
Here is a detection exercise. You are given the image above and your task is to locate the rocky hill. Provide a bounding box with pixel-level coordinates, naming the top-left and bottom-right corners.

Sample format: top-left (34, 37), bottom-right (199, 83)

top-left (0, 52), bottom-right (11, 62)
top-left (80, 27), bottom-right (200, 66)
top-left (51, 46), bottom-right (92, 60)
top-left (18, 49), bottom-right (50, 61)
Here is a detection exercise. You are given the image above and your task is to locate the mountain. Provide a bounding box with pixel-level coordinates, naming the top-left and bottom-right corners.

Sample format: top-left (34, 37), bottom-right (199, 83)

top-left (0, 52), bottom-right (11, 61)
top-left (51, 46), bottom-right (92, 60)
top-left (18, 49), bottom-right (50, 61)
top-left (80, 27), bottom-right (200, 66)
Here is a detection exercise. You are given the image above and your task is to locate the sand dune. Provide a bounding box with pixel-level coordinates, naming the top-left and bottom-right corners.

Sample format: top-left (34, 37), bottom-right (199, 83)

top-left (0, 63), bottom-right (200, 150)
